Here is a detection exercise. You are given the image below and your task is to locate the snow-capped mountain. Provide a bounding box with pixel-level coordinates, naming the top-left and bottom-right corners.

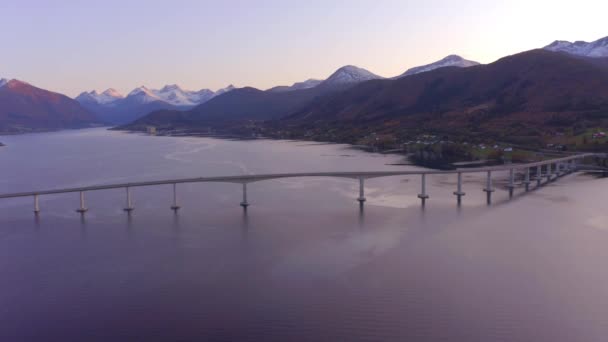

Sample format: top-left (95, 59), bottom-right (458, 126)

top-left (74, 83), bottom-right (237, 125)
top-left (397, 55), bottom-right (480, 78)
top-left (75, 88), bottom-right (124, 105)
top-left (127, 86), bottom-right (163, 104)
top-left (268, 79), bottom-right (323, 92)
top-left (544, 36), bottom-right (608, 58)
top-left (153, 84), bottom-right (215, 106)
top-left (320, 65), bottom-right (383, 87)
top-left (77, 84), bottom-right (236, 108)
top-left (0, 78), bottom-right (8, 88)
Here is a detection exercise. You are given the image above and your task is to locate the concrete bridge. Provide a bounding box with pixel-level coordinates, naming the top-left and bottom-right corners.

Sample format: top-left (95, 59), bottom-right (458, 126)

top-left (0, 153), bottom-right (605, 215)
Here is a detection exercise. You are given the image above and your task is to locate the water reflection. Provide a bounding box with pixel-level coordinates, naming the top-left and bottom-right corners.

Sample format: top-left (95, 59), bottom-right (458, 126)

top-left (79, 213), bottom-right (87, 239)
top-left (357, 203), bottom-right (365, 229)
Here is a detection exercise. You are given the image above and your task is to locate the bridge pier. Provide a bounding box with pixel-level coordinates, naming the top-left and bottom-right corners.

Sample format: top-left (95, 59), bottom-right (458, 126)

top-left (124, 187), bottom-right (134, 213)
top-left (552, 163), bottom-right (558, 181)
top-left (536, 165), bottom-right (542, 187)
top-left (34, 194), bottom-right (40, 214)
top-left (568, 160), bottom-right (574, 173)
top-left (508, 168), bottom-right (515, 198)
top-left (357, 178), bottom-right (366, 204)
top-left (76, 191), bottom-right (88, 214)
top-left (453, 172), bottom-right (465, 205)
top-left (170, 183), bottom-right (180, 211)
top-left (546, 163), bottom-right (553, 182)
top-left (523, 168), bottom-right (531, 192)
top-left (417, 174), bottom-right (429, 205)
top-left (483, 171), bottom-right (494, 204)
top-left (240, 183), bottom-right (249, 208)
top-left (570, 160), bottom-right (576, 173)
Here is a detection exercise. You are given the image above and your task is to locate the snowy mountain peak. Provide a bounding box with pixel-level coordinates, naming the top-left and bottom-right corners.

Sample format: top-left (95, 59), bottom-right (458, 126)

top-left (544, 36), bottom-right (608, 58)
top-left (152, 84), bottom-right (213, 106)
top-left (129, 86), bottom-right (153, 96)
top-left (443, 55), bottom-right (467, 62)
top-left (126, 86), bottom-right (163, 104)
top-left (398, 55), bottom-right (480, 78)
top-left (75, 88), bottom-right (123, 105)
top-left (322, 65), bottom-right (383, 86)
top-left (102, 88), bottom-right (123, 99)
top-left (159, 84), bottom-right (184, 93)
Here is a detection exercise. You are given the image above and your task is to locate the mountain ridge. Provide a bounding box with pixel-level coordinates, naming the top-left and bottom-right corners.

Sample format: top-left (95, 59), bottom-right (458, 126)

top-left (0, 79), bottom-right (99, 133)
top-left (76, 84), bottom-right (236, 124)
top-left (271, 49), bottom-right (608, 145)
top-left (544, 35), bottom-right (608, 57)
top-left (398, 55), bottom-right (480, 78)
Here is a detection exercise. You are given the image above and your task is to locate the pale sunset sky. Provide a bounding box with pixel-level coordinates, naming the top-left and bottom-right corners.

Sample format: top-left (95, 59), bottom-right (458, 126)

top-left (0, 0), bottom-right (606, 97)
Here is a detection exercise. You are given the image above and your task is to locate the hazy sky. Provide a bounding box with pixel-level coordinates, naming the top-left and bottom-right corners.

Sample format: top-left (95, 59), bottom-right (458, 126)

top-left (1, 0), bottom-right (606, 97)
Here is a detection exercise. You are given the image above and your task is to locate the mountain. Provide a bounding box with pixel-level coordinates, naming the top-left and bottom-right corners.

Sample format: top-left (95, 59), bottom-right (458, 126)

top-left (214, 84), bottom-right (236, 97)
top-left (0, 78), bottom-right (8, 88)
top-left (127, 86), bottom-right (325, 128)
top-left (268, 79), bottom-right (323, 92)
top-left (397, 55), bottom-right (480, 78)
top-left (319, 65), bottom-right (382, 87)
top-left (76, 84), bottom-right (235, 125)
top-left (122, 66), bottom-right (383, 130)
top-left (151, 84), bottom-right (215, 106)
top-left (266, 65), bottom-right (379, 93)
top-left (544, 36), bottom-right (608, 57)
top-left (275, 49), bottom-right (608, 144)
top-left (0, 79), bottom-right (99, 133)
top-left (75, 88), bottom-right (123, 105)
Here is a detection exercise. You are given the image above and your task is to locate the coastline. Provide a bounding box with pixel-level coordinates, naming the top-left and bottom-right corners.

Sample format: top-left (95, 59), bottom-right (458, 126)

top-left (111, 126), bottom-right (540, 170)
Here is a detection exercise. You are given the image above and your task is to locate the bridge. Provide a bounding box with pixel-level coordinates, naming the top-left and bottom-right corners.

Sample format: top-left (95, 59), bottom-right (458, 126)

top-left (0, 153), bottom-right (605, 215)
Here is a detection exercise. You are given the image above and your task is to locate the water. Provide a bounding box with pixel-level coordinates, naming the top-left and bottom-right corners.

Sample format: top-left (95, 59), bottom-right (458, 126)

top-left (1, 128), bottom-right (608, 341)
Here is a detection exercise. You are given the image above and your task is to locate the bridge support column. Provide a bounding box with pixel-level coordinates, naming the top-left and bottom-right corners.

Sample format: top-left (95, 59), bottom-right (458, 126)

top-left (453, 172), bottom-right (465, 205)
top-left (524, 168), bottom-right (531, 192)
top-left (417, 174), bottom-right (429, 205)
top-left (508, 168), bottom-right (515, 198)
top-left (483, 171), bottom-right (494, 204)
top-left (546, 164), bottom-right (553, 182)
top-left (240, 183), bottom-right (249, 208)
top-left (170, 183), bottom-right (180, 211)
top-left (357, 178), bottom-right (366, 204)
top-left (124, 187), bottom-right (134, 213)
top-left (34, 194), bottom-right (40, 214)
top-left (76, 191), bottom-right (88, 214)
top-left (570, 160), bottom-right (576, 173)
top-left (536, 165), bottom-right (542, 187)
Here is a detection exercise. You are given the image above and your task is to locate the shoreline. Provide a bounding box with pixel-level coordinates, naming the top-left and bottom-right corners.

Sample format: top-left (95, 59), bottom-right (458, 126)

top-left (112, 126), bottom-right (539, 170)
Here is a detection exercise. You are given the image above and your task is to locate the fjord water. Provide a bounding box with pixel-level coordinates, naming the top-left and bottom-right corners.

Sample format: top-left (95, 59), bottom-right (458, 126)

top-left (1, 128), bottom-right (608, 341)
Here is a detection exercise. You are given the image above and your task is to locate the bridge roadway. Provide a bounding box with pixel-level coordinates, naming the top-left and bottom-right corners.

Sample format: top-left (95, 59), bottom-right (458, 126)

top-left (0, 153), bottom-right (604, 214)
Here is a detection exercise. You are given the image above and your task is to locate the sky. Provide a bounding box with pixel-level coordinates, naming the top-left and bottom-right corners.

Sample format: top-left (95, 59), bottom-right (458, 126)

top-left (1, 0), bottom-right (607, 97)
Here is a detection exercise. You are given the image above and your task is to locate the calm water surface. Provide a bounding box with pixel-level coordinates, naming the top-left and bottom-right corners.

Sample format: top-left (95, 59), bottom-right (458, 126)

top-left (1, 128), bottom-right (608, 341)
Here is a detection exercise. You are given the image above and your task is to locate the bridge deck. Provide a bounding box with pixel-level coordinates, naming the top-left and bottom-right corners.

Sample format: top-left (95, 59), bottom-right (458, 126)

top-left (0, 153), bottom-right (601, 200)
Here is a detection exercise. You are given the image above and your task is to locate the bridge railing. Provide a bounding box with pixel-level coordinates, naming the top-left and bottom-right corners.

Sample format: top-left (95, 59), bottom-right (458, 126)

top-left (0, 153), bottom-right (604, 215)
